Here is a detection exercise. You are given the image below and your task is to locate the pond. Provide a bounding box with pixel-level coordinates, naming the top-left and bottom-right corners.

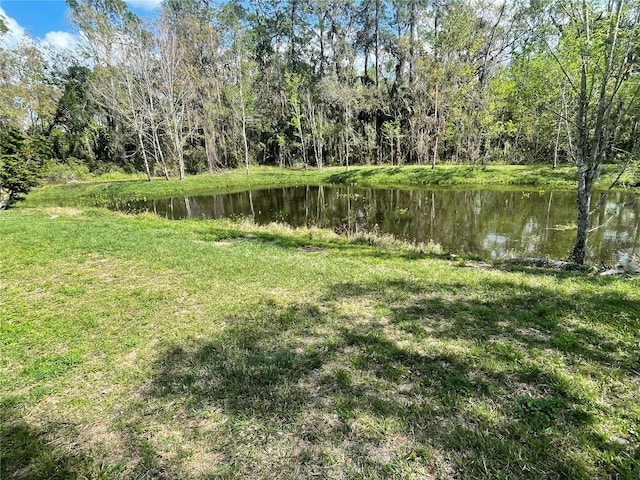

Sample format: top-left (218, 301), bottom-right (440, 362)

top-left (118, 186), bottom-right (640, 264)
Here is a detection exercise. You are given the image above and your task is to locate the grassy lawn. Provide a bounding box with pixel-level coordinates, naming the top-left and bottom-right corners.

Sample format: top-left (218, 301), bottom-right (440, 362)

top-left (24, 164), bottom-right (639, 208)
top-left (2, 167), bottom-right (639, 478)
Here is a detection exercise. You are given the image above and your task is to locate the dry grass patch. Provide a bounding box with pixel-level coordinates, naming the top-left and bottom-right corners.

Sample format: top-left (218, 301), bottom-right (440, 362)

top-left (43, 206), bottom-right (84, 217)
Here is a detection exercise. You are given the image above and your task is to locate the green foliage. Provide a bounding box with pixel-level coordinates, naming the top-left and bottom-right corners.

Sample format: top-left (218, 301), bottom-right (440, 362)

top-left (0, 126), bottom-right (48, 208)
top-left (2, 0), bottom-right (638, 180)
top-left (43, 158), bottom-right (91, 184)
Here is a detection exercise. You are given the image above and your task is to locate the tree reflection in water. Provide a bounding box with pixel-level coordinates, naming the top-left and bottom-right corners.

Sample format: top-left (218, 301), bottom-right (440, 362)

top-left (121, 186), bottom-right (640, 264)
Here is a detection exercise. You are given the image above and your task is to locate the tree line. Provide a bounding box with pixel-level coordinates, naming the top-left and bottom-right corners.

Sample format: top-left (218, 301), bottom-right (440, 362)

top-left (1, 0), bottom-right (639, 263)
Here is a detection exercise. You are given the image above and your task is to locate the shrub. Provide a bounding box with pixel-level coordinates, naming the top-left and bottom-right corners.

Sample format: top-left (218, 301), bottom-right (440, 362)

top-left (44, 159), bottom-right (90, 184)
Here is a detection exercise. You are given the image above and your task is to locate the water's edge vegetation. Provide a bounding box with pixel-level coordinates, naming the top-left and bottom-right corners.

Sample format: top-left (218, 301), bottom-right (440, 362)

top-left (24, 164), bottom-right (640, 208)
top-left (2, 166), bottom-right (639, 478)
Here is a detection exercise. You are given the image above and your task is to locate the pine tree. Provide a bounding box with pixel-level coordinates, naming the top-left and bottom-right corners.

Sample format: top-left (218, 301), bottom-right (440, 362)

top-left (0, 126), bottom-right (48, 208)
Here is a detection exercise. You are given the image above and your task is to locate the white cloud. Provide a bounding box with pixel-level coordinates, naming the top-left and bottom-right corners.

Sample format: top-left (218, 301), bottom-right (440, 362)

top-left (125, 0), bottom-right (163, 10)
top-left (0, 7), bottom-right (26, 49)
top-left (42, 30), bottom-right (79, 53)
top-left (0, 7), bottom-right (87, 72)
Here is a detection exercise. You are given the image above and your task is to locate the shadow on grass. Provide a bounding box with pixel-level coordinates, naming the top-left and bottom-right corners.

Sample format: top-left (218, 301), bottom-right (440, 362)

top-left (249, 230), bottom-right (452, 261)
top-left (147, 304), bottom-right (329, 418)
top-left (189, 224), bottom-right (455, 264)
top-left (139, 275), bottom-right (638, 478)
top-left (375, 277), bottom-right (640, 375)
top-left (1, 398), bottom-right (123, 479)
top-left (6, 231), bottom-right (636, 477)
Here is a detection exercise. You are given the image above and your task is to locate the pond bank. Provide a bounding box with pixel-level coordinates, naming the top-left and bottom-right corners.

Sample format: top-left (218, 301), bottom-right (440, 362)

top-left (113, 185), bottom-right (640, 266)
top-left (23, 164), bottom-right (639, 208)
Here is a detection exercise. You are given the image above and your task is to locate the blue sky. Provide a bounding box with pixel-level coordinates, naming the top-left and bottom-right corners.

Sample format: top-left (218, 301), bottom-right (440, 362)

top-left (0, 0), bottom-right (162, 50)
top-left (1, 1), bottom-right (73, 38)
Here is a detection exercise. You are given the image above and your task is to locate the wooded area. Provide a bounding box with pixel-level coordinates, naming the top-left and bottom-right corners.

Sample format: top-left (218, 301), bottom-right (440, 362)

top-left (1, 0), bottom-right (639, 263)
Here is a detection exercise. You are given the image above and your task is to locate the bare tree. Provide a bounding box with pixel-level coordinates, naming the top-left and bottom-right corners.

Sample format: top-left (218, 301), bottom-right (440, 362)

top-left (155, 14), bottom-right (198, 180)
top-left (538, 0), bottom-right (640, 264)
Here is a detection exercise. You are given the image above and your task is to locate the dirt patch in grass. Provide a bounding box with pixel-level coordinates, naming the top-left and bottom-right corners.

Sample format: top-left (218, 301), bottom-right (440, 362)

top-left (299, 245), bottom-right (325, 253)
top-left (212, 237), bottom-right (250, 246)
top-left (43, 207), bottom-right (84, 217)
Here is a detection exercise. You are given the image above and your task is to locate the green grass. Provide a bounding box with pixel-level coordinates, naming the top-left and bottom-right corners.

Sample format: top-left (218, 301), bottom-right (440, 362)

top-left (2, 200), bottom-right (639, 478)
top-left (23, 164), bottom-right (639, 208)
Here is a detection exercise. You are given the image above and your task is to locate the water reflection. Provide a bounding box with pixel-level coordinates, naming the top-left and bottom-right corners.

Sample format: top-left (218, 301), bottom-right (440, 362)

top-left (119, 186), bottom-right (640, 264)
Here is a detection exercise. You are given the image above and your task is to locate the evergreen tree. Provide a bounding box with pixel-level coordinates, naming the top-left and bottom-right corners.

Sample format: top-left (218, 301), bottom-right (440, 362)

top-left (0, 126), bottom-right (48, 208)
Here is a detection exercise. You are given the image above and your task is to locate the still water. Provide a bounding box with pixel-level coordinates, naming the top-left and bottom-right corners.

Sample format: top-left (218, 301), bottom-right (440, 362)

top-left (120, 186), bottom-right (640, 264)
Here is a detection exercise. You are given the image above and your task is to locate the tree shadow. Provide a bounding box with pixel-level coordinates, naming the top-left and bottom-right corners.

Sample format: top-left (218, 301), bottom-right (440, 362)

top-left (146, 304), bottom-right (330, 420)
top-left (1, 397), bottom-right (121, 479)
top-left (190, 225), bottom-right (455, 264)
top-left (139, 274), bottom-right (638, 477)
top-left (333, 275), bottom-right (639, 375)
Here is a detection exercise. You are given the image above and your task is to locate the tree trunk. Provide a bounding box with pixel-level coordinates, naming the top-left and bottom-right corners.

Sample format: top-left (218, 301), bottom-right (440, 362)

top-left (432, 86), bottom-right (439, 169)
top-left (572, 167), bottom-right (591, 264)
top-left (290, 0), bottom-right (297, 67)
top-left (409, 0), bottom-right (416, 85)
top-left (137, 131), bottom-right (152, 181)
top-left (241, 99), bottom-right (250, 175)
top-left (572, 34), bottom-right (590, 265)
top-left (571, 0), bottom-right (624, 264)
top-left (175, 125), bottom-right (185, 180)
top-left (318, 11), bottom-right (325, 77)
top-left (307, 94), bottom-right (323, 169)
top-left (344, 122), bottom-right (350, 170)
top-left (375, 0), bottom-right (380, 88)
top-left (376, 113), bottom-right (383, 165)
top-left (553, 116), bottom-right (560, 169)
top-left (364, 47), bottom-right (369, 81)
